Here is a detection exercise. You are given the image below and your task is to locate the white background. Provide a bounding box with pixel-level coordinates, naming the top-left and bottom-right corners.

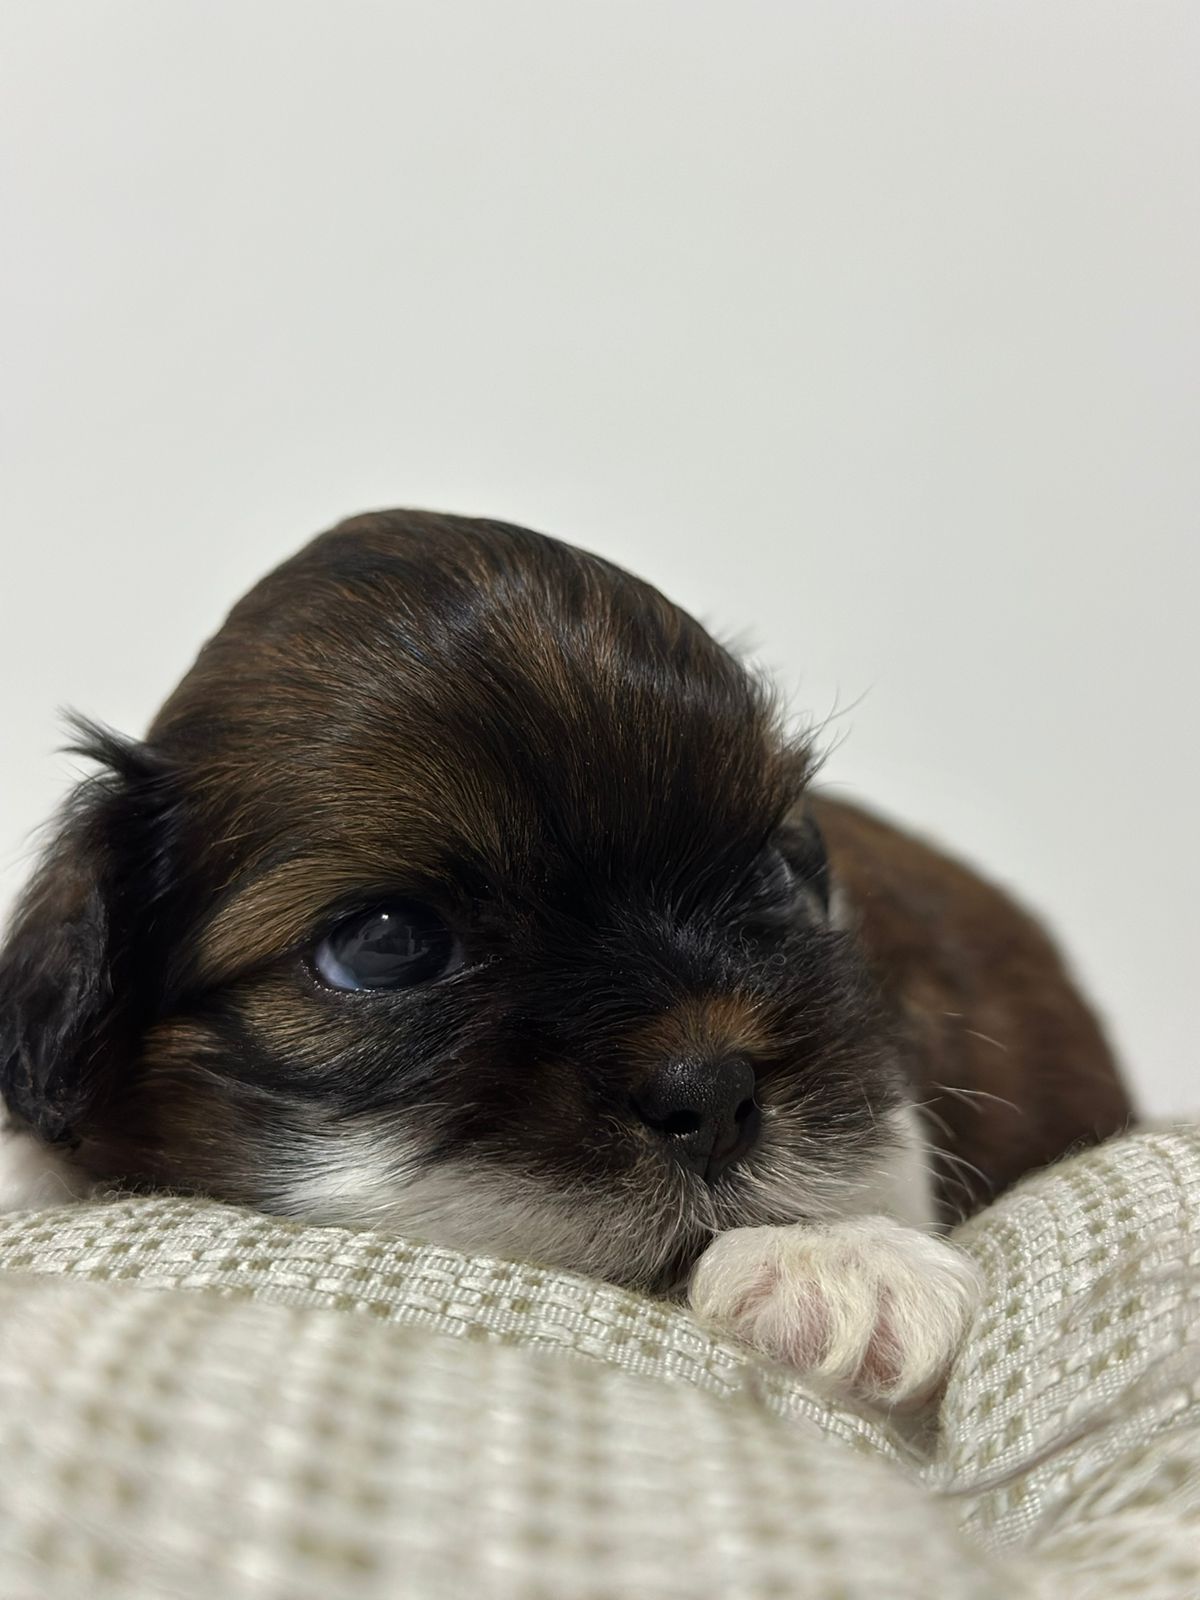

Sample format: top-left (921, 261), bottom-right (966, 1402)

top-left (2, 3), bottom-right (1196, 1113)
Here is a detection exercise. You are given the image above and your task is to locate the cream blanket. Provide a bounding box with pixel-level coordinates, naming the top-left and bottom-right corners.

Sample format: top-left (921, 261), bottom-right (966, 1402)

top-left (0, 1125), bottom-right (1197, 1599)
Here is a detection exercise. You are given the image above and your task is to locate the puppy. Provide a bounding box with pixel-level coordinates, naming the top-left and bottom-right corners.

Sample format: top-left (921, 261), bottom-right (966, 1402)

top-left (0, 511), bottom-right (1132, 1404)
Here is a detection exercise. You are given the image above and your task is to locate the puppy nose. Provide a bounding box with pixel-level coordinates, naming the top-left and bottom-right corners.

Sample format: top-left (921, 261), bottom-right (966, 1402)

top-left (632, 1056), bottom-right (761, 1183)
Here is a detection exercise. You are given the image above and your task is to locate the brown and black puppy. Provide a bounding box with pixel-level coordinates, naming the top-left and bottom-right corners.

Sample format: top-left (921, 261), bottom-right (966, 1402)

top-left (0, 510), bottom-right (1132, 1403)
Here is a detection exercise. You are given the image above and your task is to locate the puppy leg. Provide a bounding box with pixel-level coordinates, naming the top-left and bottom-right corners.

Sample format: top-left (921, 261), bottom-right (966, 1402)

top-left (689, 1216), bottom-right (983, 1407)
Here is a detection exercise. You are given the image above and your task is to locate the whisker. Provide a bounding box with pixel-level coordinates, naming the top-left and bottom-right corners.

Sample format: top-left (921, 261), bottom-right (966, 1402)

top-left (963, 1027), bottom-right (1009, 1053)
top-left (929, 1081), bottom-right (1024, 1118)
top-left (910, 1098), bottom-right (957, 1144)
top-left (859, 1085), bottom-right (879, 1132)
top-left (931, 1146), bottom-right (994, 1195)
top-left (914, 1159), bottom-right (976, 1218)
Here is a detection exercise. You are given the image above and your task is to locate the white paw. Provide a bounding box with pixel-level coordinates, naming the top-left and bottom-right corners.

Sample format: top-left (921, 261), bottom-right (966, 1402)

top-left (688, 1215), bottom-right (984, 1408)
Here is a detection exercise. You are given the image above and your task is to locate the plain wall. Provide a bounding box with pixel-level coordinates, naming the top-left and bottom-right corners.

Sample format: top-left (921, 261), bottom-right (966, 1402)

top-left (2, 2), bottom-right (1196, 1113)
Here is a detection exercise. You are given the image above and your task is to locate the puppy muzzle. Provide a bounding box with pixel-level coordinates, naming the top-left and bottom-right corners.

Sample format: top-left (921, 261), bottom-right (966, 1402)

top-left (630, 1054), bottom-right (761, 1183)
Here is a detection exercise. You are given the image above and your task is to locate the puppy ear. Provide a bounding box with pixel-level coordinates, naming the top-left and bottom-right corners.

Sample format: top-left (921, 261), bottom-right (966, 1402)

top-left (0, 720), bottom-right (183, 1147)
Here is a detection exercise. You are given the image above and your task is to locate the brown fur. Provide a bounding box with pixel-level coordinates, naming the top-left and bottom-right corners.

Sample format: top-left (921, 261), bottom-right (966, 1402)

top-left (0, 509), bottom-right (1133, 1286)
top-left (813, 797), bottom-right (1131, 1212)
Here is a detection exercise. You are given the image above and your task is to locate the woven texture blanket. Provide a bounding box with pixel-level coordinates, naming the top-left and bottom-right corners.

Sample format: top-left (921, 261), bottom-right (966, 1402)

top-left (0, 1124), bottom-right (1197, 1599)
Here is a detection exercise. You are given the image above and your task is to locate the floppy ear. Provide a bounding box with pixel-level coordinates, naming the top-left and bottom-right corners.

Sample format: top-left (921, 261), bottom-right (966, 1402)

top-left (0, 721), bottom-right (183, 1147)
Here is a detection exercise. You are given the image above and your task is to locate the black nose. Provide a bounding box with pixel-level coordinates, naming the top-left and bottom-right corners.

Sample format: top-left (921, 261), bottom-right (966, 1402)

top-left (632, 1055), bottom-right (761, 1183)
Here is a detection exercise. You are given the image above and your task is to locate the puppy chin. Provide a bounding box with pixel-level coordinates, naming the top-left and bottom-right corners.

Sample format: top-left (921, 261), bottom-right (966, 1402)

top-left (255, 1102), bottom-right (931, 1293)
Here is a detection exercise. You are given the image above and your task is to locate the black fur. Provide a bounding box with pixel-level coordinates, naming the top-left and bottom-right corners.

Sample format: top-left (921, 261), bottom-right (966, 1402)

top-left (0, 720), bottom-right (184, 1143)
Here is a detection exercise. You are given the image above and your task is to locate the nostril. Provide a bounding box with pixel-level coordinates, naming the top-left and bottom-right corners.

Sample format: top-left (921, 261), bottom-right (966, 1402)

top-left (632, 1096), bottom-right (707, 1138)
top-left (656, 1108), bottom-right (705, 1138)
top-left (632, 1060), bottom-right (761, 1181)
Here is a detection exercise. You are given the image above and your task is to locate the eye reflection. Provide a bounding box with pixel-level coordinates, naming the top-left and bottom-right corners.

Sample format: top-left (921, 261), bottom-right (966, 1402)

top-left (313, 902), bottom-right (460, 991)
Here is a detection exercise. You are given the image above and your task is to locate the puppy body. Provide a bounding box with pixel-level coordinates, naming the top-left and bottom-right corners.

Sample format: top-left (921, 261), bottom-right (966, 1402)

top-left (0, 511), bottom-right (1132, 1399)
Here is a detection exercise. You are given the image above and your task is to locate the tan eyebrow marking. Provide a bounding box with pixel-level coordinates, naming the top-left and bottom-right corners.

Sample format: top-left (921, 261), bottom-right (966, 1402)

top-left (193, 856), bottom-right (409, 987)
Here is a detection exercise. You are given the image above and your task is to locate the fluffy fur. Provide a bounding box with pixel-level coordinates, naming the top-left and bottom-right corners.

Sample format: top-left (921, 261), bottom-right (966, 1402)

top-left (689, 1214), bottom-right (984, 1407)
top-left (0, 510), bottom-right (1133, 1401)
top-left (0, 1115), bottom-right (89, 1212)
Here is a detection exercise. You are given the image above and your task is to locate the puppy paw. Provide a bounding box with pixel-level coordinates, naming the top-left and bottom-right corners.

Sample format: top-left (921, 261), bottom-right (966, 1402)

top-left (688, 1215), bottom-right (984, 1408)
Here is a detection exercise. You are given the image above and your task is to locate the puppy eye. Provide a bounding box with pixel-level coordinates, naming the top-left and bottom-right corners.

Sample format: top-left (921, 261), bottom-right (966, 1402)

top-left (786, 814), bottom-right (830, 911)
top-left (747, 819), bottom-right (831, 925)
top-left (313, 903), bottom-right (460, 992)
top-left (755, 847), bottom-right (797, 907)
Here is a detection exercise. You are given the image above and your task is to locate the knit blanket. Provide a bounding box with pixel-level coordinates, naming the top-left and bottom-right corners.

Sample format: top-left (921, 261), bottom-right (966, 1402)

top-left (0, 1124), bottom-right (1196, 1599)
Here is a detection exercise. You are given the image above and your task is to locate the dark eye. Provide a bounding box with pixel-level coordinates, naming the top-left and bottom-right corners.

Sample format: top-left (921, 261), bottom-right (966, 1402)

top-left (747, 818), bottom-right (831, 925)
top-left (313, 903), bottom-right (460, 992)
top-left (744, 847), bottom-right (799, 927)
top-left (787, 814), bottom-right (830, 910)
top-left (757, 847), bottom-right (796, 904)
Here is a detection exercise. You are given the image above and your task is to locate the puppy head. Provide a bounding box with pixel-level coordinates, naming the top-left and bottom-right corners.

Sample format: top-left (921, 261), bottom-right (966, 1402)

top-left (0, 511), bottom-right (910, 1288)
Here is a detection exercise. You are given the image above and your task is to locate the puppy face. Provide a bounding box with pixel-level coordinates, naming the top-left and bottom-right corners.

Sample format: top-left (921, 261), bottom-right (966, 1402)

top-left (0, 512), bottom-right (914, 1289)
